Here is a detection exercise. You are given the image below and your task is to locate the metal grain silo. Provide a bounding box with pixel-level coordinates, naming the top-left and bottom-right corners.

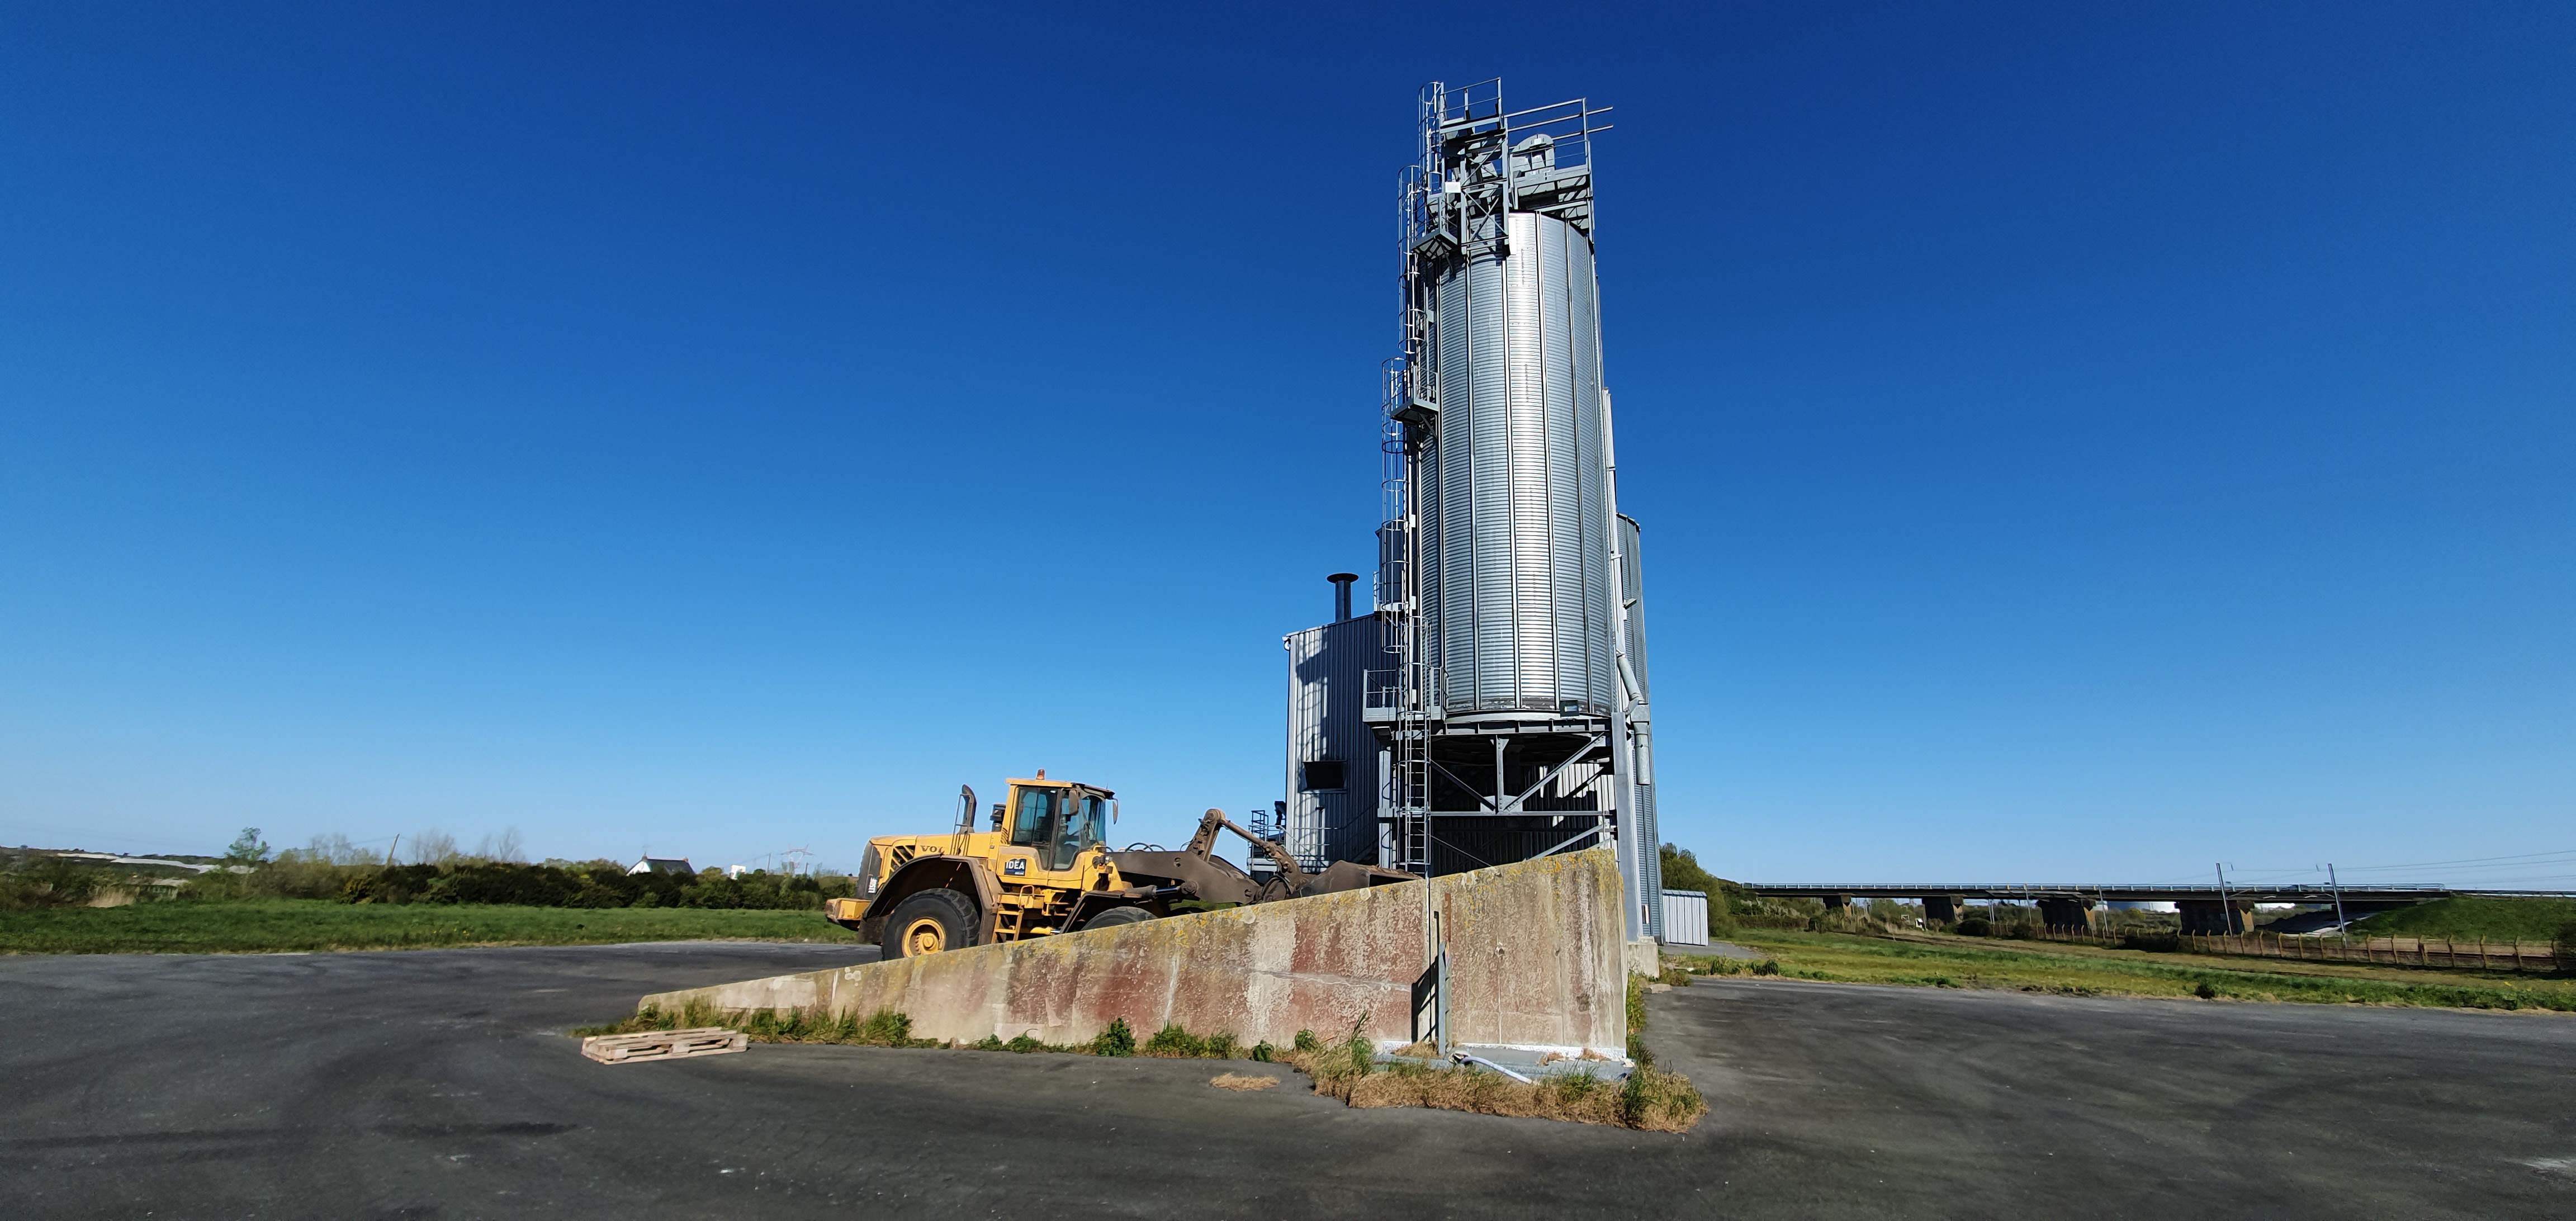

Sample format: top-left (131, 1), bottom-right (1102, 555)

top-left (1420, 207), bottom-right (1616, 720)
top-left (1287, 79), bottom-right (1665, 946)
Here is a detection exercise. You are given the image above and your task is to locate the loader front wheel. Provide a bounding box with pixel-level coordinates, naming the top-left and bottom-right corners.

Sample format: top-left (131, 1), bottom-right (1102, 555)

top-left (1082, 906), bottom-right (1155, 931)
top-left (882, 888), bottom-right (977, 958)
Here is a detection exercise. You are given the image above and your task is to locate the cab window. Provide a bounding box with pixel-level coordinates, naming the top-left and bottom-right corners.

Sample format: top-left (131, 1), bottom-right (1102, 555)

top-left (1010, 788), bottom-right (1058, 850)
top-left (1052, 795), bottom-right (1107, 870)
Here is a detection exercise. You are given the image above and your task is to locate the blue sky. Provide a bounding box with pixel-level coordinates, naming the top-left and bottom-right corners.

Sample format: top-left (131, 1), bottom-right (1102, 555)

top-left (3, 3), bottom-right (2569, 888)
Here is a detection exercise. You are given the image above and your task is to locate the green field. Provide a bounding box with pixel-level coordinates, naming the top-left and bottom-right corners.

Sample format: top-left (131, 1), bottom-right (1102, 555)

top-left (1688, 928), bottom-right (2576, 1012)
top-left (2348, 896), bottom-right (2576, 942)
top-left (0, 900), bottom-right (856, 955)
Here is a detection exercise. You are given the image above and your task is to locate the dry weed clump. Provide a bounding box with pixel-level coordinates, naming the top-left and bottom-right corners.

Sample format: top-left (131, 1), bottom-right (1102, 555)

top-left (578, 1001), bottom-right (940, 1048)
top-left (1276, 1028), bottom-right (1705, 1133)
top-left (1209, 1072), bottom-right (1279, 1091)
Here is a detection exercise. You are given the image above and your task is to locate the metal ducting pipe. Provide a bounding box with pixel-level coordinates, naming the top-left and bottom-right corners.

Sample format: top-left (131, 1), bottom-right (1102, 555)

top-left (1327, 572), bottom-right (1358, 622)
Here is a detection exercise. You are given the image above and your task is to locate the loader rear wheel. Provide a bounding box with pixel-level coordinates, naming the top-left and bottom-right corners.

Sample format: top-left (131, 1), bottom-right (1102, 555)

top-left (1082, 906), bottom-right (1155, 931)
top-left (882, 888), bottom-right (977, 959)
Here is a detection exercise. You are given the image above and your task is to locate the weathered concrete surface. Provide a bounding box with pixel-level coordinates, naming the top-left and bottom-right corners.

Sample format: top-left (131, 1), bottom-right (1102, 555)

top-left (1623, 938), bottom-right (1659, 977)
top-left (11, 944), bottom-right (2570, 1218)
top-left (642, 848), bottom-right (1626, 1053)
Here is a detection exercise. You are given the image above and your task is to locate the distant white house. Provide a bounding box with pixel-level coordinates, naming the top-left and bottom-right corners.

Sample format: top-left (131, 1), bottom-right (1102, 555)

top-left (627, 856), bottom-right (695, 877)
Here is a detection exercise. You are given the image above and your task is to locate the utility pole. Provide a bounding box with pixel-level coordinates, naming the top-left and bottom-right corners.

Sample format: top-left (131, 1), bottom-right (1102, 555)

top-left (2327, 863), bottom-right (2348, 944)
top-left (2215, 862), bottom-right (2235, 939)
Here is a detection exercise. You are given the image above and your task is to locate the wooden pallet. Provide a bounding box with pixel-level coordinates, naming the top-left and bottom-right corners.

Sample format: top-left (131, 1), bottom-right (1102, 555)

top-left (581, 1026), bottom-right (747, 1065)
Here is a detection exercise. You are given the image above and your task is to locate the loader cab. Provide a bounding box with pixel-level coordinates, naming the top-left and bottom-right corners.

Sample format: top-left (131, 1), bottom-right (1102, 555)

top-left (1003, 778), bottom-right (1114, 873)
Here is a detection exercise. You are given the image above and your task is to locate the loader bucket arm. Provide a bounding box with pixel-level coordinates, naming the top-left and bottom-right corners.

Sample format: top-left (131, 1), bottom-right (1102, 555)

top-left (1104, 848), bottom-right (1262, 906)
top-left (1182, 808), bottom-right (1312, 884)
top-left (1110, 808), bottom-right (1419, 911)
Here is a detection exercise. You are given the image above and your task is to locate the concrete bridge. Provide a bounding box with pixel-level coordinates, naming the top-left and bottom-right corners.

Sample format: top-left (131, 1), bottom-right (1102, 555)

top-left (1740, 883), bottom-right (2576, 935)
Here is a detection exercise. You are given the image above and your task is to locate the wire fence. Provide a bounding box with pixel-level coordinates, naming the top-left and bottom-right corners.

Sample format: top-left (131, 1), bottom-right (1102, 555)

top-left (2024, 928), bottom-right (2561, 972)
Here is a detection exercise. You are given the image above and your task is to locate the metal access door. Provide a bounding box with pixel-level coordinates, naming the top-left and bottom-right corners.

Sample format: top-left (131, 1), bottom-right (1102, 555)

top-left (1660, 890), bottom-right (1709, 946)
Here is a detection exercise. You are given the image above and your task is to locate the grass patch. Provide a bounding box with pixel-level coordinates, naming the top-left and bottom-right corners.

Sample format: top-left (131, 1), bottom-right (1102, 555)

top-left (2349, 896), bottom-right (2576, 943)
top-left (577, 1000), bottom-right (943, 1046)
top-left (1678, 929), bottom-right (2576, 1012)
top-left (0, 898), bottom-right (850, 954)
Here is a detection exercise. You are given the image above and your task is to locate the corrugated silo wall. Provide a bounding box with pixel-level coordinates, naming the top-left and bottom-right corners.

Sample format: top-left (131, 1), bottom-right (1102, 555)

top-left (1422, 210), bottom-right (1616, 720)
top-left (1284, 613), bottom-right (1387, 870)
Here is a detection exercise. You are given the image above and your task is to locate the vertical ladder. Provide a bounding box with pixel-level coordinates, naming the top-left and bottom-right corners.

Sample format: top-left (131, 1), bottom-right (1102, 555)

top-left (1381, 358), bottom-right (1433, 880)
top-left (1382, 82), bottom-right (1461, 881)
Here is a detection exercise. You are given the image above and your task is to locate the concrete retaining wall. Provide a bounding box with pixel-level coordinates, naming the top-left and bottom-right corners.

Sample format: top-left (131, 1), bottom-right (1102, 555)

top-left (640, 847), bottom-right (1627, 1054)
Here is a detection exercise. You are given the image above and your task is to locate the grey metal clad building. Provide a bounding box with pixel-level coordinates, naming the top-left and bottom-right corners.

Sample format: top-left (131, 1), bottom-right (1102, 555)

top-left (1282, 608), bottom-right (1386, 872)
top-left (1286, 79), bottom-right (1668, 943)
top-left (1660, 890), bottom-right (1709, 946)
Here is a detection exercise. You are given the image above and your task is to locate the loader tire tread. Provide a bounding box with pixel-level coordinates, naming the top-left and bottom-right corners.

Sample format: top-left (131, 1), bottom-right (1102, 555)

top-left (882, 888), bottom-right (977, 958)
top-left (1082, 906), bottom-right (1156, 931)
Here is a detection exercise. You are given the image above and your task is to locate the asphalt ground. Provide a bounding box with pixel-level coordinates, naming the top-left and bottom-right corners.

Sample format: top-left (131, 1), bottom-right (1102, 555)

top-left (4, 942), bottom-right (2572, 1218)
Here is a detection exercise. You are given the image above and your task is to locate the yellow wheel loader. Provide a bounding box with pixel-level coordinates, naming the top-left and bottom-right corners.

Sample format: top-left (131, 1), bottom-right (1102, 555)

top-left (823, 773), bottom-right (1413, 958)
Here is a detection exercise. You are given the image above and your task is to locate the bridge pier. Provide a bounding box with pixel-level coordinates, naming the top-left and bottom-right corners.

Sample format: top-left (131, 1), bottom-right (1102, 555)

top-left (1922, 895), bottom-right (1965, 924)
top-left (2036, 897), bottom-right (2097, 932)
top-left (2177, 899), bottom-right (2256, 935)
top-left (1823, 895), bottom-right (1850, 910)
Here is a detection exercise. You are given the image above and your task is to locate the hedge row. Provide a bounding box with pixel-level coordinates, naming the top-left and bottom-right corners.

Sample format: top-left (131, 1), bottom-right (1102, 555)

top-left (340, 862), bottom-right (853, 910)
